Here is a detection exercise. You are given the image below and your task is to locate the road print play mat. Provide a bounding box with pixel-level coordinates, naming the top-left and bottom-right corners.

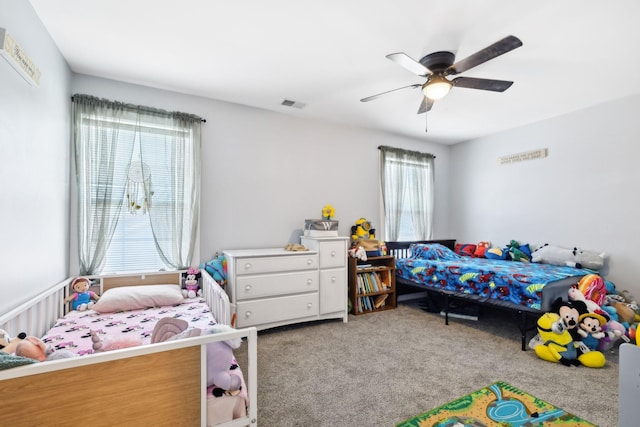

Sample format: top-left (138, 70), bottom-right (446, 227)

top-left (396, 381), bottom-right (596, 427)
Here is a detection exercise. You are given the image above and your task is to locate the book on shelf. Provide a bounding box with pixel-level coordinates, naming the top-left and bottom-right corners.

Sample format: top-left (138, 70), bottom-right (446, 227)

top-left (356, 264), bottom-right (372, 270)
top-left (374, 294), bottom-right (388, 309)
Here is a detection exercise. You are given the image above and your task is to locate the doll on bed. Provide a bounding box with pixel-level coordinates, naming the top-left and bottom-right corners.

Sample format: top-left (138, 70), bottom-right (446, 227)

top-left (64, 276), bottom-right (100, 311)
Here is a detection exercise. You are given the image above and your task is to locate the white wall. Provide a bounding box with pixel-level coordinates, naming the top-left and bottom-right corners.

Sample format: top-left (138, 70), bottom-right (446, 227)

top-left (450, 94), bottom-right (640, 296)
top-left (71, 75), bottom-right (452, 270)
top-left (7, 1), bottom-right (636, 315)
top-left (0, 1), bottom-right (71, 314)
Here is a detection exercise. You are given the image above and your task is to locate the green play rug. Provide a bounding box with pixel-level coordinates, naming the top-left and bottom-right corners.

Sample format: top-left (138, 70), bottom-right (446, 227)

top-left (397, 381), bottom-right (596, 427)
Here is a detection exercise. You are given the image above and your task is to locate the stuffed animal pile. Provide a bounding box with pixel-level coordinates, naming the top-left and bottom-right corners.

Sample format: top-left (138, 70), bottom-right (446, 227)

top-left (453, 239), bottom-right (532, 262)
top-left (533, 312), bottom-right (606, 368)
top-left (530, 273), bottom-right (640, 367)
top-left (455, 240), bottom-right (609, 271)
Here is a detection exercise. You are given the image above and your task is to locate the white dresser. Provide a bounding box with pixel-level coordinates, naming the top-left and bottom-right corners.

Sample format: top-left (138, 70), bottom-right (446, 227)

top-left (225, 238), bottom-right (348, 330)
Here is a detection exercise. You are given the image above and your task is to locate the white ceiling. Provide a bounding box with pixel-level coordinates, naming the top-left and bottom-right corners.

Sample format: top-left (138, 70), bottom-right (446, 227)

top-left (29, 0), bottom-right (640, 144)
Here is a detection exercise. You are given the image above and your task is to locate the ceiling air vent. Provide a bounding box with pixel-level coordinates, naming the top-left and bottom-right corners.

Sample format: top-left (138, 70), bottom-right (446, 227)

top-left (281, 99), bottom-right (306, 109)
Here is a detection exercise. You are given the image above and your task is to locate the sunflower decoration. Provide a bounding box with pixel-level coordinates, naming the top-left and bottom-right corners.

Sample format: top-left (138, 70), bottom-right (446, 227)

top-left (322, 204), bottom-right (336, 220)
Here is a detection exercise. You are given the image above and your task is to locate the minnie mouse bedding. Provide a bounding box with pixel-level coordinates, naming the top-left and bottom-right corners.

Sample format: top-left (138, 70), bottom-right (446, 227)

top-left (43, 297), bottom-right (215, 355)
top-left (396, 243), bottom-right (590, 312)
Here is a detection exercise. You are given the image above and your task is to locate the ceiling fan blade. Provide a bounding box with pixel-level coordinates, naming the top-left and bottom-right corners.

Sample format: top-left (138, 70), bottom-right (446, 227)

top-left (386, 53), bottom-right (432, 77)
top-left (360, 84), bottom-right (421, 102)
top-left (417, 96), bottom-right (434, 114)
top-left (446, 35), bottom-right (522, 75)
top-left (452, 76), bottom-right (514, 92)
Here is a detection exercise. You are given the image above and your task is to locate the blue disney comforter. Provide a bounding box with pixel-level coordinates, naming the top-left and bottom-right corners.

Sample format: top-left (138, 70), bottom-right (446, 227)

top-left (396, 244), bottom-right (590, 310)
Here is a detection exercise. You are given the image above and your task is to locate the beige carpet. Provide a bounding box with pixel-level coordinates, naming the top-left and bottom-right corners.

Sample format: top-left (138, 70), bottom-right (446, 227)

top-left (235, 297), bottom-right (619, 427)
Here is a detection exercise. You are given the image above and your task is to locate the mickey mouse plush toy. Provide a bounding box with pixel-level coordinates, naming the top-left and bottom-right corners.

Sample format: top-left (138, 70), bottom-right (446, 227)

top-left (551, 297), bottom-right (589, 343)
top-left (577, 312), bottom-right (607, 351)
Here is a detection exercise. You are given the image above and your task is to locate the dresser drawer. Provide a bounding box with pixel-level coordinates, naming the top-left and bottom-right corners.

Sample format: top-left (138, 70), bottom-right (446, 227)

top-left (234, 254), bottom-right (318, 275)
top-left (319, 268), bottom-right (346, 314)
top-left (318, 241), bottom-right (347, 269)
top-left (235, 293), bottom-right (319, 328)
top-left (236, 270), bottom-right (319, 301)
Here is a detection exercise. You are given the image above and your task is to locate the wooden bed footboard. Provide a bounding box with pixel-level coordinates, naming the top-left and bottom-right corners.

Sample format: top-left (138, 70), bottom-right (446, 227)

top-left (0, 271), bottom-right (257, 427)
top-left (0, 328), bottom-right (258, 426)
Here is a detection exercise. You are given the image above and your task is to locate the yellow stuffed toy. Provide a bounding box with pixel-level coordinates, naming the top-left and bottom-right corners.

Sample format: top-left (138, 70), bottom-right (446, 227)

top-left (534, 312), bottom-right (605, 368)
top-left (351, 218), bottom-right (375, 242)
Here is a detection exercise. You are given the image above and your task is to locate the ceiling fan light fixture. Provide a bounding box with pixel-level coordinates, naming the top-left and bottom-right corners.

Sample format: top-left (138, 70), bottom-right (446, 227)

top-left (423, 75), bottom-right (452, 100)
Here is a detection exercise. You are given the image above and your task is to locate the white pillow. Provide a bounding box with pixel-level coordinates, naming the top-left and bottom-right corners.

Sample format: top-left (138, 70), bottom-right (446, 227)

top-left (93, 284), bottom-right (184, 313)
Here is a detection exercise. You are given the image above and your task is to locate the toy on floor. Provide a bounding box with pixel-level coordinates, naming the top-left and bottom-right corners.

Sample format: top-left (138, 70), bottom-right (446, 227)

top-left (529, 298), bottom-right (588, 348)
top-left (552, 297), bottom-right (588, 342)
top-left (577, 312), bottom-right (606, 350)
top-left (534, 312), bottom-right (605, 368)
top-left (598, 320), bottom-right (629, 351)
top-left (64, 276), bottom-right (100, 311)
top-left (0, 329), bottom-right (27, 354)
top-left (531, 244), bottom-right (606, 270)
top-left (576, 274), bottom-right (607, 307)
top-left (568, 286), bottom-right (606, 316)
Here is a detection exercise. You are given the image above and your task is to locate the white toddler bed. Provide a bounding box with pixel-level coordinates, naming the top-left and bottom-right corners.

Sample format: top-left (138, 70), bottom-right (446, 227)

top-left (0, 270), bottom-right (257, 427)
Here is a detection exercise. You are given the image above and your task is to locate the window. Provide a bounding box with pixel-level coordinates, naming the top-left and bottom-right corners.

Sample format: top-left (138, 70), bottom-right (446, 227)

top-left (379, 146), bottom-right (435, 241)
top-left (73, 95), bottom-right (201, 275)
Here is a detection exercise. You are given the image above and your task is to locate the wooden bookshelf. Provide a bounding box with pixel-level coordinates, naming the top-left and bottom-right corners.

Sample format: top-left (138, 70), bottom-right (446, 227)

top-left (348, 255), bottom-right (396, 315)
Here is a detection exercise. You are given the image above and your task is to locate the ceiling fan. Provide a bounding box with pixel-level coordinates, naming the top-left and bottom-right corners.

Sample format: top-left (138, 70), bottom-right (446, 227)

top-left (360, 35), bottom-right (523, 132)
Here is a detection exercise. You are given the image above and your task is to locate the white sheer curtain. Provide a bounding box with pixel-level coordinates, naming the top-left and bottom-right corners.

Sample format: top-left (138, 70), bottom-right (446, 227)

top-left (140, 112), bottom-right (201, 270)
top-left (73, 94), bottom-right (201, 274)
top-left (73, 95), bottom-right (136, 275)
top-left (379, 146), bottom-right (435, 241)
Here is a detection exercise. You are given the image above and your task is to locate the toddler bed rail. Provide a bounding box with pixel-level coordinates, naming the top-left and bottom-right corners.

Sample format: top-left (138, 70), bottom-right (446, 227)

top-left (0, 270), bottom-right (257, 427)
top-left (0, 277), bottom-right (72, 338)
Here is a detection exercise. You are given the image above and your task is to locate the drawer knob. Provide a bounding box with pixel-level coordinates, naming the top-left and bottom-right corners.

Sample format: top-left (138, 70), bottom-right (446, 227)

top-left (245, 311), bottom-right (252, 318)
top-left (331, 250), bottom-right (336, 257)
top-left (245, 284), bottom-right (252, 292)
top-left (307, 278), bottom-right (312, 285)
top-left (244, 262), bottom-right (252, 270)
top-left (331, 276), bottom-right (337, 283)
top-left (307, 259), bottom-right (313, 265)
top-left (307, 303), bottom-right (313, 309)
